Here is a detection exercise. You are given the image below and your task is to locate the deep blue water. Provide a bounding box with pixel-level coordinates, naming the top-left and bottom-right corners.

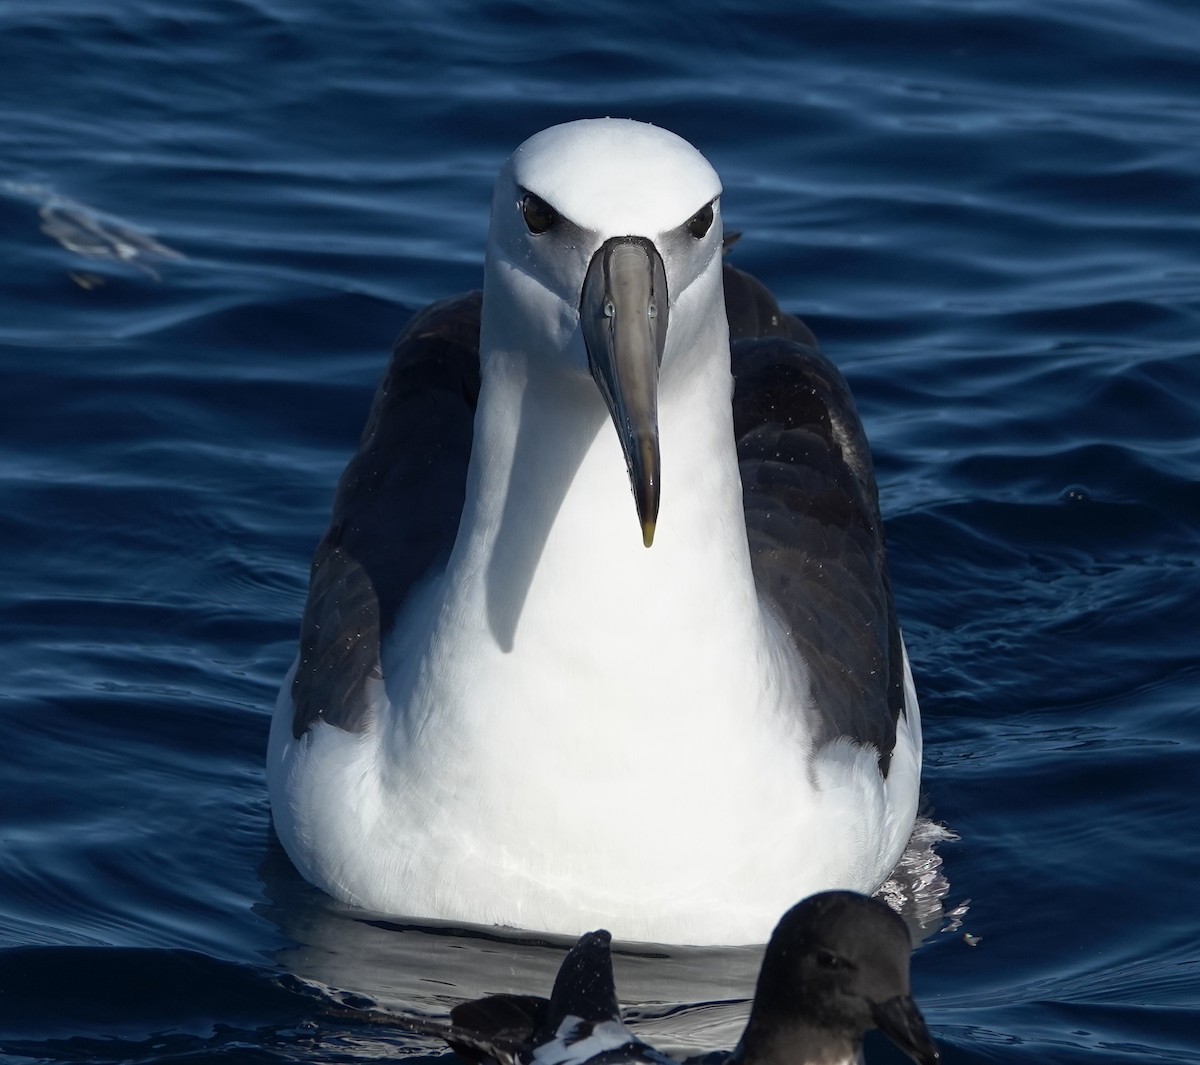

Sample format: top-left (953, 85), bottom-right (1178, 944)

top-left (2, 0), bottom-right (1199, 1061)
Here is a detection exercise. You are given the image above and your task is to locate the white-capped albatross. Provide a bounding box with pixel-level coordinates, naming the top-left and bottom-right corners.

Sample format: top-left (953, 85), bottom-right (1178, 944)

top-left (267, 118), bottom-right (923, 946)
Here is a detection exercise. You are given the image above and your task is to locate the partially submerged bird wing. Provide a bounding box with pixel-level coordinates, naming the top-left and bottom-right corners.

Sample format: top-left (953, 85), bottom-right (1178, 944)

top-left (289, 292), bottom-right (481, 737)
top-left (545, 930), bottom-right (621, 1027)
top-left (448, 993), bottom-right (552, 1065)
top-left (531, 931), bottom-right (677, 1065)
top-left (439, 932), bottom-right (645, 1065)
top-left (727, 265), bottom-right (906, 771)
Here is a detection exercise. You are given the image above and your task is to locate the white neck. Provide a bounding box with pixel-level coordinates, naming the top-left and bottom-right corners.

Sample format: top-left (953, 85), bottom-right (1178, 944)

top-left (381, 263), bottom-right (805, 761)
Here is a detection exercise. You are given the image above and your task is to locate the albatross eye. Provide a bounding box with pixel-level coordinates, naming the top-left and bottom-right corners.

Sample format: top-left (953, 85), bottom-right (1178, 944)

top-left (686, 202), bottom-right (714, 239)
top-left (521, 192), bottom-right (558, 235)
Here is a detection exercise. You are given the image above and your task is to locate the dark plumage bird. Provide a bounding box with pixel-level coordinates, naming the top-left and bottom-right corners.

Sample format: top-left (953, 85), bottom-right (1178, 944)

top-left (420, 892), bottom-right (938, 1065)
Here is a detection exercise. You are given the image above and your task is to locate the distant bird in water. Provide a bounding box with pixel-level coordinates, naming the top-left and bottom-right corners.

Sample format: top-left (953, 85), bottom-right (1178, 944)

top-left (267, 118), bottom-right (923, 944)
top-left (411, 891), bottom-right (939, 1065)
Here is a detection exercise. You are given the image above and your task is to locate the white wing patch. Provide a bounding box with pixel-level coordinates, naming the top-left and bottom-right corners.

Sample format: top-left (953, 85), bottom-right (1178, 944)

top-left (530, 1017), bottom-right (676, 1065)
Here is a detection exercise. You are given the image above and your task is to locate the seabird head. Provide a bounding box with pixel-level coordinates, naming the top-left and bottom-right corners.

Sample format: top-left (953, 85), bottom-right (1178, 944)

top-left (485, 119), bottom-right (725, 547)
top-left (735, 891), bottom-right (940, 1065)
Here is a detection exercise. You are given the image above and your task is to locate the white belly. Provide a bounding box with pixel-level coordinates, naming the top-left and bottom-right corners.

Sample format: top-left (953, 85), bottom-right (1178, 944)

top-left (266, 635), bottom-right (922, 945)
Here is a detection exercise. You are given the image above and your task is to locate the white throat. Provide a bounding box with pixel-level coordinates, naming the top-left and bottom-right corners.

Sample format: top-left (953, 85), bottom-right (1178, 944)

top-left (374, 262), bottom-right (810, 878)
top-left (428, 259), bottom-right (782, 713)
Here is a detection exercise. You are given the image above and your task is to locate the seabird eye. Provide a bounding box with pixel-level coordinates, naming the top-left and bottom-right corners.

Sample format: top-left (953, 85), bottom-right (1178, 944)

top-left (815, 949), bottom-right (843, 970)
top-left (521, 192), bottom-right (558, 234)
top-left (687, 202), bottom-right (714, 239)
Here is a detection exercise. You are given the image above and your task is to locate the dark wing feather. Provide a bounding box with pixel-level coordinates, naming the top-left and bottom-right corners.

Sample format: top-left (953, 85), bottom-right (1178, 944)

top-left (290, 292), bottom-right (481, 737)
top-left (439, 932), bottom-right (618, 1063)
top-left (726, 264), bottom-right (906, 773)
top-left (448, 994), bottom-right (550, 1065)
top-left (545, 930), bottom-right (621, 1028)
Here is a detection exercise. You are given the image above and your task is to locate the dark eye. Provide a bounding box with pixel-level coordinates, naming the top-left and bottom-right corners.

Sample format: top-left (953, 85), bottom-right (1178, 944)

top-left (815, 949), bottom-right (842, 970)
top-left (686, 202), bottom-right (714, 239)
top-left (521, 192), bottom-right (557, 234)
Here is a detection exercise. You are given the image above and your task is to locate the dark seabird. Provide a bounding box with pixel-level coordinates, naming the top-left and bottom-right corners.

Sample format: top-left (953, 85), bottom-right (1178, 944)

top-left (418, 891), bottom-right (939, 1065)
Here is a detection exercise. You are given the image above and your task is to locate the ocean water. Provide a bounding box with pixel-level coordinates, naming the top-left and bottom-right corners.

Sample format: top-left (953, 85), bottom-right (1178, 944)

top-left (2, 0), bottom-right (1198, 1061)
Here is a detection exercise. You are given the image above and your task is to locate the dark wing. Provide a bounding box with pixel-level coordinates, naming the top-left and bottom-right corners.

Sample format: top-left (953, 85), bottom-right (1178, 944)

top-left (448, 994), bottom-right (550, 1065)
top-left (530, 931), bottom-right (675, 1065)
top-left (440, 932), bottom-right (621, 1064)
top-left (545, 930), bottom-right (621, 1028)
top-left (725, 263), bottom-right (906, 774)
top-left (289, 292), bottom-right (481, 738)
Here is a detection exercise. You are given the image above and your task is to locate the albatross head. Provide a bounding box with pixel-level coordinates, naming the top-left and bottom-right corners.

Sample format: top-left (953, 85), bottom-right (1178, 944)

top-left (483, 118), bottom-right (725, 547)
